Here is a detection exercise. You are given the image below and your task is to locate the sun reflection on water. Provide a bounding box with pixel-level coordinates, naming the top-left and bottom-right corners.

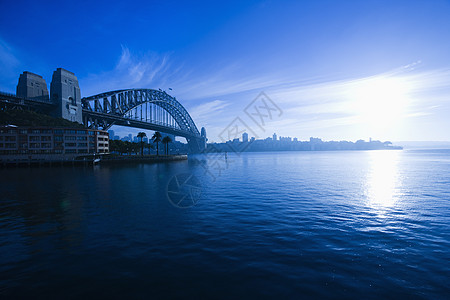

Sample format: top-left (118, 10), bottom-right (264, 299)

top-left (366, 150), bottom-right (402, 208)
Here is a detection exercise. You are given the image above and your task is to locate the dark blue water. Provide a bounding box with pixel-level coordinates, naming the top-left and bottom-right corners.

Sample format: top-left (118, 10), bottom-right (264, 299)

top-left (1, 150), bottom-right (449, 298)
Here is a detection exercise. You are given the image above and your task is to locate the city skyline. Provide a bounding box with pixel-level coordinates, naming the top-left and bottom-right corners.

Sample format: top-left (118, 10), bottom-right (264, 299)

top-left (1, 1), bottom-right (450, 142)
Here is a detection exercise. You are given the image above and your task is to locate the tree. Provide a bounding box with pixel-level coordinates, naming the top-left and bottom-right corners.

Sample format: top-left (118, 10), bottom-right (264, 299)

top-left (124, 141), bottom-right (132, 155)
top-left (137, 132), bottom-right (146, 156)
top-left (152, 131), bottom-right (162, 156)
top-left (162, 136), bottom-right (172, 155)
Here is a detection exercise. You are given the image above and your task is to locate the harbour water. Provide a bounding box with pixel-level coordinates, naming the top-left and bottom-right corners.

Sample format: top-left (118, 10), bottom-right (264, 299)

top-left (1, 150), bottom-right (449, 298)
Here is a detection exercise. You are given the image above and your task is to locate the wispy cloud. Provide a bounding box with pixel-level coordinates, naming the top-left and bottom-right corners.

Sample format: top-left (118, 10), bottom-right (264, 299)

top-left (78, 47), bottom-right (450, 141)
top-left (189, 100), bottom-right (230, 126)
top-left (0, 37), bottom-right (21, 92)
top-left (0, 38), bottom-right (20, 68)
top-left (80, 46), bottom-right (173, 96)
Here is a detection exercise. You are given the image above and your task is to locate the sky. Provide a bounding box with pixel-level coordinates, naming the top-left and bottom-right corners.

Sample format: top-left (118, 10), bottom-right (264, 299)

top-left (1, 0), bottom-right (450, 142)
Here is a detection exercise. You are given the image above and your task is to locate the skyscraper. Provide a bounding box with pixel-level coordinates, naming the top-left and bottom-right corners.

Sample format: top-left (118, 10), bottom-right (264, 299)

top-left (242, 132), bottom-right (249, 142)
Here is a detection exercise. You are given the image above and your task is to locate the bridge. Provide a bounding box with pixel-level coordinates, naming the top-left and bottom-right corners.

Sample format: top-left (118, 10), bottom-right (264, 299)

top-left (81, 89), bottom-right (205, 153)
top-left (0, 68), bottom-right (206, 153)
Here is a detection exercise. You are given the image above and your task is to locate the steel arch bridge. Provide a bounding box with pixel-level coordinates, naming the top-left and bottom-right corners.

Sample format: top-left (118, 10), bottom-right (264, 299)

top-left (81, 89), bottom-right (206, 153)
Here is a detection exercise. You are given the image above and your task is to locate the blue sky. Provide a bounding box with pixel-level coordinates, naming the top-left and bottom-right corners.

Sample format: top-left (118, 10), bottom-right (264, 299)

top-left (1, 0), bottom-right (450, 142)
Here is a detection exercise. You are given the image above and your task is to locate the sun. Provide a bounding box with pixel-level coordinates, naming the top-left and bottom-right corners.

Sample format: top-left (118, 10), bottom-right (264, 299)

top-left (351, 77), bottom-right (410, 136)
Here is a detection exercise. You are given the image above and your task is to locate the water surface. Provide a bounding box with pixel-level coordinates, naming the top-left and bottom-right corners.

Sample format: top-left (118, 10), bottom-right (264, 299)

top-left (1, 150), bottom-right (449, 298)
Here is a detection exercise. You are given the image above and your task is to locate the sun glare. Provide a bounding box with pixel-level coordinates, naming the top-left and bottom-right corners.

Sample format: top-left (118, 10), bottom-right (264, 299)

top-left (366, 150), bottom-right (402, 208)
top-left (351, 77), bottom-right (410, 136)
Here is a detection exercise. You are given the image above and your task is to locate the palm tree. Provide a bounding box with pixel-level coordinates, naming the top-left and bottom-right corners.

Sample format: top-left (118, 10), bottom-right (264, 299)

top-left (137, 132), bottom-right (146, 156)
top-left (152, 131), bottom-right (162, 156)
top-left (162, 136), bottom-right (172, 155)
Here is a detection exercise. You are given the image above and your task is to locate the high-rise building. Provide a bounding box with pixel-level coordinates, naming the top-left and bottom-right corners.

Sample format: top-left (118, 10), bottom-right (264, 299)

top-left (16, 71), bottom-right (49, 102)
top-left (273, 133), bottom-right (277, 141)
top-left (50, 68), bottom-right (82, 123)
top-left (242, 132), bottom-right (249, 142)
top-left (108, 130), bottom-right (115, 139)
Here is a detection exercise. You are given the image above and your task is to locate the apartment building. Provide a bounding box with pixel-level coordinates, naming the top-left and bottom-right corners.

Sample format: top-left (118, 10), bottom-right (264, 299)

top-left (0, 125), bottom-right (109, 155)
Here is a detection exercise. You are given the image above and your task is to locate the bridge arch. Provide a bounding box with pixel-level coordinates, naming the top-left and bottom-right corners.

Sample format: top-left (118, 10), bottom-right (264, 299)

top-left (81, 89), bottom-right (205, 152)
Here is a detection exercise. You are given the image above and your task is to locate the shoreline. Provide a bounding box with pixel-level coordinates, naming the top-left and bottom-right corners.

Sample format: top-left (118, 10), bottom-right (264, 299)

top-left (0, 154), bottom-right (188, 168)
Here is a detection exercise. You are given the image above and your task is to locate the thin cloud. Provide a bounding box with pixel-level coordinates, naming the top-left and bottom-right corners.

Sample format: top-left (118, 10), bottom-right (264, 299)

top-left (0, 38), bottom-right (20, 68)
top-left (189, 100), bottom-right (230, 125)
top-left (80, 46), bottom-right (172, 96)
top-left (77, 48), bottom-right (450, 141)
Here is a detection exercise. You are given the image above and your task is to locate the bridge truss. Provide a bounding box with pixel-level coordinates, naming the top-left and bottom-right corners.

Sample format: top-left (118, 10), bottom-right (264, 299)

top-left (81, 89), bottom-right (205, 152)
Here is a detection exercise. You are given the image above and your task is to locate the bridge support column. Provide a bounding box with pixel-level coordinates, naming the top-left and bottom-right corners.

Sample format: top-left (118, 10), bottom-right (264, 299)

top-left (50, 68), bottom-right (83, 124)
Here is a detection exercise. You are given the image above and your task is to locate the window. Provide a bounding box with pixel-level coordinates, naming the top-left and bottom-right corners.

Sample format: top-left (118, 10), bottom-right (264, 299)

top-left (77, 136), bottom-right (87, 141)
top-left (54, 129), bottom-right (64, 134)
top-left (77, 143), bottom-right (87, 147)
top-left (54, 136), bottom-right (63, 141)
top-left (65, 143), bottom-right (76, 147)
top-left (32, 130), bottom-right (40, 134)
top-left (5, 143), bottom-right (16, 148)
top-left (77, 130), bottom-right (87, 135)
top-left (65, 149), bottom-right (76, 154)
top-left (65, 136), bottom-right (76, 141)
top-left (65, 130), bottom-right (77, 134)
top-left (41, 136), bottom-right (52, 141)
top-left (19, 129), bottom-right (28, 134)
top-left (29, 136), bottom-right (40, 141)
top-left (69, 96), bottom-right (76, 106)
top-left (5, 136), bottom-right (16, 141)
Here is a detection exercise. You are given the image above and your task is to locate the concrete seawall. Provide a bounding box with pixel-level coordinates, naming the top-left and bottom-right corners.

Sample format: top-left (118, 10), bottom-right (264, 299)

top-left (0, 154), bottom-right (188, 167)
top-left (100, 155), bottom-right (188, 165)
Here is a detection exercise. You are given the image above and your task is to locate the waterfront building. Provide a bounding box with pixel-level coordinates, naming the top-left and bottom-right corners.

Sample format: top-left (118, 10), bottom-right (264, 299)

top-left (16, 71), bottom-right (49, 102)
top-left (280, 136), bottom-right (292, 142)
top-left (0, 125), bottom-right (109, 155)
